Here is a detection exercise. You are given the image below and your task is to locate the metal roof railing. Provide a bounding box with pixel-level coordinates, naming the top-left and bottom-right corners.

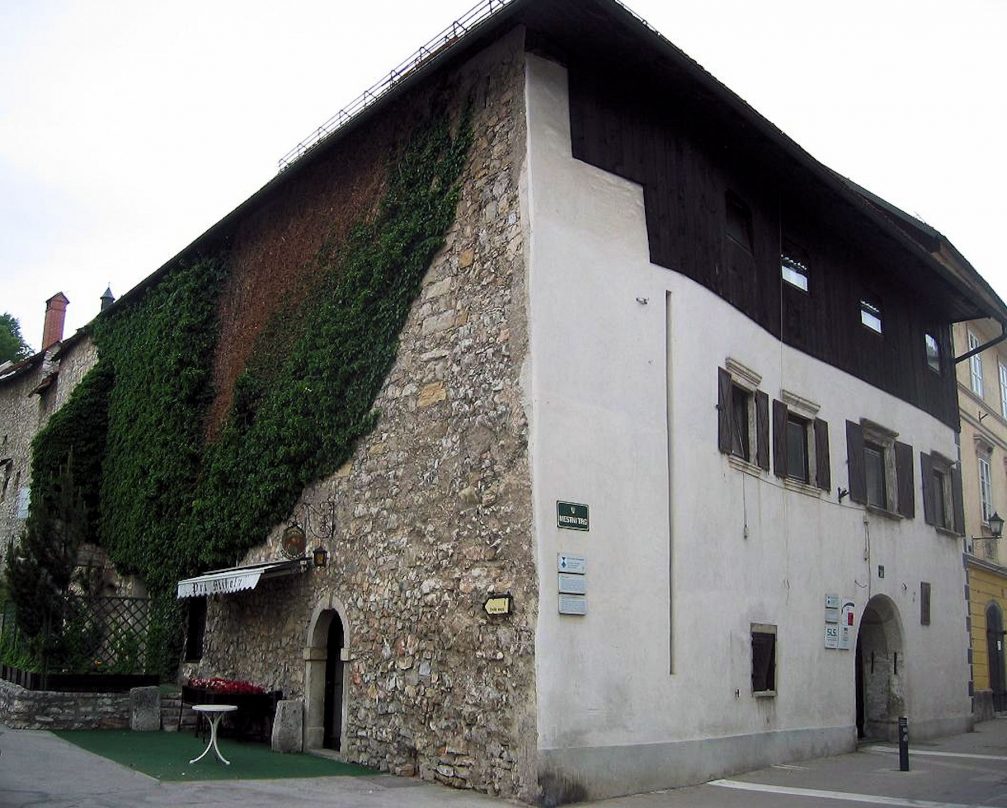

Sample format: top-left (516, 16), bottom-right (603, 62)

top-left (277, 0), bottom-right (516, 172)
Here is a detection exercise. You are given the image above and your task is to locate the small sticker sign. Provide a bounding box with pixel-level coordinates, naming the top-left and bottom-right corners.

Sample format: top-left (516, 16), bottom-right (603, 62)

top-left (557, 501), bottom-right (589, 531)
top-left (483, 593), bottom-right (513, 616)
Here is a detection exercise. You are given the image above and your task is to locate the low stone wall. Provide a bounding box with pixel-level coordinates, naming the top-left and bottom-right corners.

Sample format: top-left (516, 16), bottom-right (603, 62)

top-left (0, 678), bottom-right (130, 729)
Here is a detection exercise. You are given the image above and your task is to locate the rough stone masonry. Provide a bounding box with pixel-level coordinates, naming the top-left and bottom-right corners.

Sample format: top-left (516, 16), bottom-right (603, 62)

top-left (190, 31), bottom-right (540, 803)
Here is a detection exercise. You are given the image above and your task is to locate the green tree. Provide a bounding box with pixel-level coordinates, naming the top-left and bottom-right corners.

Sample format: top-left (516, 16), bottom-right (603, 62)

top-left (0, 313), bottom-right (32, 363)
top-left (5, 456), bottom-right (87, 652)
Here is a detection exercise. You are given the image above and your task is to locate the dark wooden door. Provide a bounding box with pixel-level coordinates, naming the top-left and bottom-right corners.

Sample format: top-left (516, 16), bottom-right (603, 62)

top-left (987, 604), bottom-right (1006, 711)
top-left (855, 638), bottom-right (865, 737)
top-left (323, 615), bottom-right (344, 750)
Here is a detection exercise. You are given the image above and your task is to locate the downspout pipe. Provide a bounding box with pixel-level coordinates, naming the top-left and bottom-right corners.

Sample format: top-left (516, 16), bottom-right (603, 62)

top-left (955, 320), bottom-right (1007, 365)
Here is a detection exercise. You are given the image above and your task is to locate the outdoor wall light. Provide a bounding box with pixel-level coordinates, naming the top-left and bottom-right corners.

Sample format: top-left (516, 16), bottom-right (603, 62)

top-left (970, 511), bottom-right (1003, 556)
top-left (312, 545), bottom-right (329, 568)
top-left (989, 512), bottom-right (1004, 539)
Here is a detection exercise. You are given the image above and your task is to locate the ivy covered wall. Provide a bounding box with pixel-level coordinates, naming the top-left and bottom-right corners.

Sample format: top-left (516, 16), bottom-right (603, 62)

top-left (22, 102), bottom-right (473, 674)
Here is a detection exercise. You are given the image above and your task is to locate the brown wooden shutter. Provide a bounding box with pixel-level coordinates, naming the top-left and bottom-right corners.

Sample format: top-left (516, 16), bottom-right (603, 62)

top-left (814, 419), bottom-right (830, 492)
top-left (846, 421), bottom-right (866, 504)
top-left (773, 400), bottom-right (788, 478)
top-left (756, 391), bottom-right (770, 471)
top-left (951, 464), bottom-right (965, 535)
top-left (920, 582), bottom-right (931, 626)
top-left (920, 452), bottom-right (935, 526)
top-left (717, 368), bottom-right (732, 455)
top-left (895, 441), bottom-right (914, 519)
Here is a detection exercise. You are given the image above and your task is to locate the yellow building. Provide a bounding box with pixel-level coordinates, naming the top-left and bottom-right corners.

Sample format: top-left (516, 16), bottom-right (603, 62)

top-left (954, 318), bottom-right (1007, 718)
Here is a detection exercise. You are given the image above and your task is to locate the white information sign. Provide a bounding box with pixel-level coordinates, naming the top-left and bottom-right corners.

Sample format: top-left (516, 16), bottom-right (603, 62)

top-left (825, 593), bottom-right (840, 624)
top-left (824, 624), bottom-right (839, 649)
top-left (559, 594), bottom-right (587, 615)
top-left (557, 554), bottom-right (586, 575)
top-left (838, 600), bottom-right (855, 650)
top-left (558, 573), bottom-right (587, 595)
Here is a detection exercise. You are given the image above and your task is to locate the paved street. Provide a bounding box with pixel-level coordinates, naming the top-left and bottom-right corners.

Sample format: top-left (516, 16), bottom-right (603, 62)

top-left (1, 719), bottom-right (1005, 808)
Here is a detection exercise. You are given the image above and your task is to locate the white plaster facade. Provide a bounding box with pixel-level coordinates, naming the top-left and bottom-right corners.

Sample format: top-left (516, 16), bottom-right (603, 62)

top-left (522, 55), bottom-right (971, 798)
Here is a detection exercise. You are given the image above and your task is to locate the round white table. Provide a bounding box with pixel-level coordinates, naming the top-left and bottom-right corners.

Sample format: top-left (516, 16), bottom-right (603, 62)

top-left (190, 704), bottom-right (237, 765)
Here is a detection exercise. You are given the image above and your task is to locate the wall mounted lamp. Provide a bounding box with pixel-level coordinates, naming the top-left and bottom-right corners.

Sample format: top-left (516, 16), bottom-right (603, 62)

top-left (970, 511), bottom-right (1003, 555)
top-left (312, 545), bottom-right (329, 568)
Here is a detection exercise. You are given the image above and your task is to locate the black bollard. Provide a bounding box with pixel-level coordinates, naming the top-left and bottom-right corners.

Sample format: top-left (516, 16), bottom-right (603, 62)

top-left (898, 715), bottom-right (909, 771)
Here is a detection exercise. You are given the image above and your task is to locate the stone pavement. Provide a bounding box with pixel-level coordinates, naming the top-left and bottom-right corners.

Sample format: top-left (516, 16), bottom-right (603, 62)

top-left (1, 720), bottom-right (1006, 808)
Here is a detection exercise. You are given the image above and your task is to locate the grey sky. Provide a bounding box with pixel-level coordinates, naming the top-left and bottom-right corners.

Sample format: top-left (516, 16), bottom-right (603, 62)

top-left (2, 0), bottom-right (1004, 350)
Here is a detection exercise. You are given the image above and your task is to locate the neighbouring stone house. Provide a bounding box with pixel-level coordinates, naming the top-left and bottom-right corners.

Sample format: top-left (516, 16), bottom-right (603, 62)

top-left (0, 294), bottom-right (96, 564)
top-left (10, 0), bottom-right (1007, 804)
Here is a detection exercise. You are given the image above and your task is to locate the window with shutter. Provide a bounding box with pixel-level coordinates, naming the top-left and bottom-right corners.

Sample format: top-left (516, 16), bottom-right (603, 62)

top-left (921, 451), bottom-right (954, 531)
top-left (718, 362), bottom-right (768, 471)
top-left (774, 391), bottom-right (829, 492)
top-left (786, 414), bottom-right (810, 483)
top-left (848, 419), bottom-right (912, 517)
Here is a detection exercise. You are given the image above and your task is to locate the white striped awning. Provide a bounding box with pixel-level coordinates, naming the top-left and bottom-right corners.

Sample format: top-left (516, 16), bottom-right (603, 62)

top-left (176, 559), bottom-right (307, 599)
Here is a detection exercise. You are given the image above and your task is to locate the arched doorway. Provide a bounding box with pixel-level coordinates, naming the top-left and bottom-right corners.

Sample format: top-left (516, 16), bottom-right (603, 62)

top-left (324, 614), bottom-right (345, 749)
top-left (855, 595), bottom-right (905, 740)
top-left (986, 603), bottom-right (1006, 712)
top-left (305, 605), bottom-right (348, 752)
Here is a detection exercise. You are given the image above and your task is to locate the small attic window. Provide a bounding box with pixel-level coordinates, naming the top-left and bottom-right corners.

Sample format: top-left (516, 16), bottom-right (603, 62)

top-left (924, 332), bottom-right (941, 372)
top-left (725, 192), bottom-right (753, 252)
top-left (860, 299), bottom-right (882, 334)
top-left (781, 245), bottom-right (809, 292)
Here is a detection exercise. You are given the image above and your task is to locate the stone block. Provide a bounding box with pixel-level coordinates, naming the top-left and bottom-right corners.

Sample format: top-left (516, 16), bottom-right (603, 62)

top-left (272, 698), bottom-right (304, 753)
top-left (129, 686), bottom-right (161, 731)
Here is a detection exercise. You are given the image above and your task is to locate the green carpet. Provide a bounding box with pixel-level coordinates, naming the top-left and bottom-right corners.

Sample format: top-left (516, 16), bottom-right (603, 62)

top-left (54, 730), bottom-right (377, 782)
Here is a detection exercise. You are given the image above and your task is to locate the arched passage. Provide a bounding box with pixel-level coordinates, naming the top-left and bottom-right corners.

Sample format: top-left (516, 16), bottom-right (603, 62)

top-left (855, 594), bottom-right (905, 740)
top-left (986, 602), bottom-right (1006, 711)
top-left (305, 604), bottom-right (348, 752)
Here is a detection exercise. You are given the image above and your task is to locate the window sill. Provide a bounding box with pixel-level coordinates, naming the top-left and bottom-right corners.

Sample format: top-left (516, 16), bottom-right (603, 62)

top-left (783, 478), bottom-right (822, 498)
top-left (866, 505), bottom-right (903, 522)
top-left (728, 455), bottom-right (765, 478)
top-left (935, 526), bottom-right (960, 539)
top-left (753, 690), bottom-right (777, 699)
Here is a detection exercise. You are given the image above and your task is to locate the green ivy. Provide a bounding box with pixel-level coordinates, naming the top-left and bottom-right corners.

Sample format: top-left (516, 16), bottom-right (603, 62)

top-left (191, 111), bottom-right (473, 566)
top-left (93, 257), bottom-right (228, 592)
top-left (17, 109), bottom-right (473, 676)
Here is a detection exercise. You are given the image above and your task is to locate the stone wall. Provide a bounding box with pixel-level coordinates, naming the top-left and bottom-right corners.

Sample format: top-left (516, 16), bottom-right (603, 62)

top-left (0, 356), bottom-right (47, 559)
top-left (0, 678), bottom-right (129, 729)
top-left (49, 337), bottom-right (99, 413)
top-left (189, 30), bottom-right (538, 802)
top-left (0, 335), bottom-right (98, 564)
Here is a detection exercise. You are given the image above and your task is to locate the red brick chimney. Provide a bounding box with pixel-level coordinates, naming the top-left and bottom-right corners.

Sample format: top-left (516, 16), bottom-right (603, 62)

top-left (41, 292), bottom-right (69, 349)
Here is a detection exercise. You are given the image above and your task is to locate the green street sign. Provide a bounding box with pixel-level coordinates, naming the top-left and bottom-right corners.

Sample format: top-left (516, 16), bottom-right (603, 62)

top-left (557, 501), bottom-right (589, 531)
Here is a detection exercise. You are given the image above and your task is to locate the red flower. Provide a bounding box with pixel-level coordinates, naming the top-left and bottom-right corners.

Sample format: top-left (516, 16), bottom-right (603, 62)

top-left (188, 676), bottom-right (265, 695)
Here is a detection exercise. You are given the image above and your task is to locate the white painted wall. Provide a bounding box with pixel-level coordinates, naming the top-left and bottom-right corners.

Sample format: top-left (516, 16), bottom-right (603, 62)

top-left (523, 53), bottom-right (971, 784)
